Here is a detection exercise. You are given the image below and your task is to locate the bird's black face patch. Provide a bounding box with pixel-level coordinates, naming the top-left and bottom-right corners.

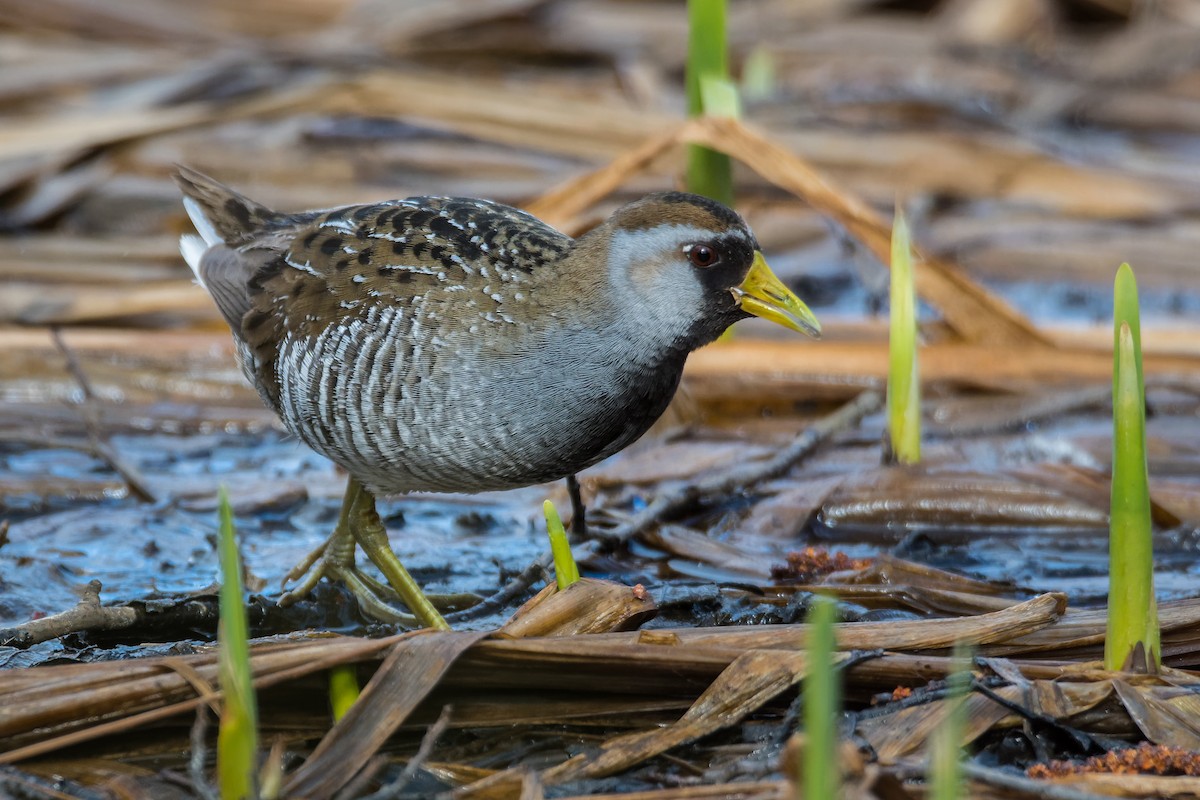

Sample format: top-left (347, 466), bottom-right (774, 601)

top-left (689, 231), bottom-right (756, 296)
top-left (683, 231), bottom-right (760, 345)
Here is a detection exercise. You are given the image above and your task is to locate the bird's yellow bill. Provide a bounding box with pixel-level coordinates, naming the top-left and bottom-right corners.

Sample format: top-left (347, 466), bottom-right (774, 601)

top-left (735, 251), bottom-right (821, 337)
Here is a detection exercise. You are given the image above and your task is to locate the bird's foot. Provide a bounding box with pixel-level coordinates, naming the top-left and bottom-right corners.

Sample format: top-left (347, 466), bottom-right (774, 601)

top-left (278, 527), bottom-right (418, 625)
top-left (279, 478), bottom-right (452, 630)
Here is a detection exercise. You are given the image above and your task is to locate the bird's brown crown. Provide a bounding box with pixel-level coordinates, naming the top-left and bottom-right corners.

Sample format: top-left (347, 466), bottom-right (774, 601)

top-left (606, 191), bottom-right (749, 235)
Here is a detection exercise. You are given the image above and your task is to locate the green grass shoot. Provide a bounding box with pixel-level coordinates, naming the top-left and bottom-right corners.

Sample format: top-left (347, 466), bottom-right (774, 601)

top-left (1105, 264), bottom-right (1159, 672)
top-left (699, 74), bottom-right (741, 120)
top-left (544, 500), bottom-right (580, 590)
top-left (928, 642), bottom-right (973, 800)
top-left (328, 665), bottom-right (360, 723)
top-left (887, 207), bottom-right (921, 464)
top-left (686, 0), bottom-right (733, 206)
top-left (216, 487), bottom-right (259, 800)
top-left (801, 594), bottom-right (840, 800)
top-left (740, 46), bottom-right (776, 102)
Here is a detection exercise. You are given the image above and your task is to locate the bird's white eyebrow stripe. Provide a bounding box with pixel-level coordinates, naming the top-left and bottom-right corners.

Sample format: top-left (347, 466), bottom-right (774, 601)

top-left (609, 224), bottom-right (732, 259)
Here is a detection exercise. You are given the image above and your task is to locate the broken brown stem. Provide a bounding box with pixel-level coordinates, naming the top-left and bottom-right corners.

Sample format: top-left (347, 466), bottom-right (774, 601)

top-left (0, 580), bottom-right (138, 648)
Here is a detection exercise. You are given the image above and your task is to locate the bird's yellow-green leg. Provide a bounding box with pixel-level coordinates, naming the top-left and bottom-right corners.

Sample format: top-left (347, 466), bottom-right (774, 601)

top-left (344, 478), bottom-right (450, 631)
top-left (279, 477), bottom-right (449, 630)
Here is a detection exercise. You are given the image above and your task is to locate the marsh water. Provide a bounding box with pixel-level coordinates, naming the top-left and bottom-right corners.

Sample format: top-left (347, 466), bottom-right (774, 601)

top-left (4, 2), bottom-right (1200, 795)
top-left (3, 280), bottom-right (1199, 647)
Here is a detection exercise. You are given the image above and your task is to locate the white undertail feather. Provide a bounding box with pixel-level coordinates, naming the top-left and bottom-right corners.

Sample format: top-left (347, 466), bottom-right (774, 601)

top-left (179, 195), bottom-right (225, 286)
top-left (183, 196), bottom-right (223, 246)
top-left (179, 234), bottom-right (207, 284)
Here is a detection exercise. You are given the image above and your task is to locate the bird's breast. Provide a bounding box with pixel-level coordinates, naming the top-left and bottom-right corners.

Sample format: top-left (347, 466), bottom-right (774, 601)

top-left (270, 310), bottom-right (686, 495)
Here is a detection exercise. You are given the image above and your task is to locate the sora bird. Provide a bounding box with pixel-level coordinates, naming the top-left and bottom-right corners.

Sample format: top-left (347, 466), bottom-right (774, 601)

top-left (174, 167), bottom-right (820, 629)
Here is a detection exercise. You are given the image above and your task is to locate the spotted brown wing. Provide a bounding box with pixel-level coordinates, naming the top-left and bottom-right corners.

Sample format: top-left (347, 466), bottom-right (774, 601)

top-left (239, 196), bottom-right (572, 413)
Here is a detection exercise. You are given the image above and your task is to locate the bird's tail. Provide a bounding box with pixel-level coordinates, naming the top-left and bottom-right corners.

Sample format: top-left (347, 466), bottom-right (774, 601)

top-left (172, 167), bottom-right (279, 279)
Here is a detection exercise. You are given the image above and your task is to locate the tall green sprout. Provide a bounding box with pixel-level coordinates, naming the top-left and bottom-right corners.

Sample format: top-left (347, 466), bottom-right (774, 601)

top-left (1105, 264), bottom-right (1159, 672)
top-left (216, 488), bottom-right (259, 800)
top-left (686, 0), bottom-right (734, 206)
top-left (887, 207), bottom-right (921, 464)
top-left (544, 500), bottom-right (580, 589)
top-left (740, 46), bottom-right (776, 102)
top-left (929, 642), bottom-right (973, 800)
top-left (801, 594), bottom-right (840, 800)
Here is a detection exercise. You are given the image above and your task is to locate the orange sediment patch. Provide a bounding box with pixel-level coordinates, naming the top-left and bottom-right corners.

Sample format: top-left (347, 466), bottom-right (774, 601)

top-left (1028, 743), bottom-right (1200, 779)
top-left (770, 547), bottom-right (871, 583)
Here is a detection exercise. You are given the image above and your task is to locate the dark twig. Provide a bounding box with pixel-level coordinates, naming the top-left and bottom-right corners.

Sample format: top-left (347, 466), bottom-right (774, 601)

top-left (0, 580), bottom-right (139, 647)
top-left (188, 708), bottom-right (220, 800)
top-left (449, 390), bottom-right (881, 623)
top-left (595, 388), bottom-right (882, 546)
top-left (961, 761), bottom-right (1118, 800)
top-left (934, 385), bottom-right (1112, 437)
top-left (51, 327), bottom-right (157, 503)
top-left (360, 705), bottom-right (454, 800)
top-left (444, 553), bottom-right (552, 624)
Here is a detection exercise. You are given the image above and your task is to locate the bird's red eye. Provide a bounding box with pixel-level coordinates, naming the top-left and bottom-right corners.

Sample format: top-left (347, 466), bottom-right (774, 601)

top-left (686, 243), bottom-right (718, 268)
